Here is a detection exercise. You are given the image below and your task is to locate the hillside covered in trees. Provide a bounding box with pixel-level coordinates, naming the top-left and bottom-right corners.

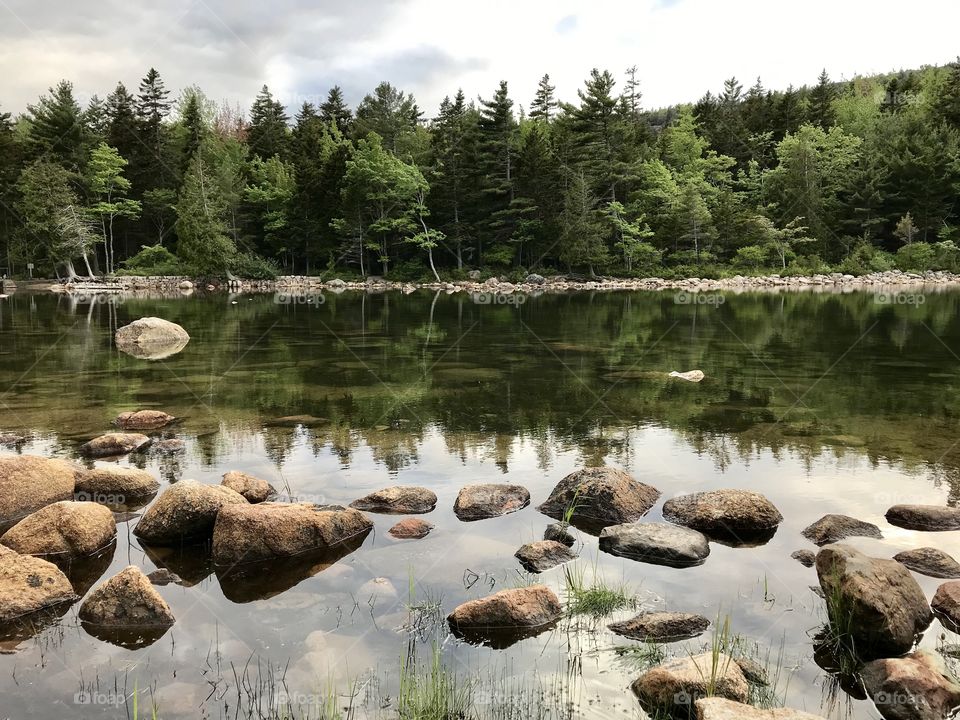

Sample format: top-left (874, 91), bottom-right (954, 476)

top-left (1, 61), bottom-right (960, 281)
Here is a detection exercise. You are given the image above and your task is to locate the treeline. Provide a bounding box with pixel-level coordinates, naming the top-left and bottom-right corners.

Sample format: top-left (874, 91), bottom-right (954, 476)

top-left (1, 62), bottom-right (960, 280)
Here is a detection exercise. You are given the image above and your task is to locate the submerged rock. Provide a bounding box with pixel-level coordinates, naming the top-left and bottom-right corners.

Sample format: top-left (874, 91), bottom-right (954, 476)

top-left (0, 546), bottom-right (77, 623)
top-left (801, 514), bottom-right (883, 546)
top-left (79, 433), bottom-right (151, 458)
top-left (152, 439), bottom-right (185, 454)
top-left (133, 480), bottom-right (248, 545)
top-left (211, 502), bottom-right (373, 565)
top-left (791, 550), bottom-right (817, 567)
top-left (221, 471), bottom-right (275, 503)
top-left (454, 484), bottom-right (530, 521)
top-left (76, 466), bottom-right (160, 503)
top-left (146, 568), bottom-right (183, 586)
top-left (0, 455), bottom-right (80, 527)
top-left (895, 548), bottom-right (960, 579)
top-left (886, 505), bottom-right (960, 531)
top-left (931, 580), bottom-right (960, 630)
top-left (349, 485), bottom-right (437, 514)
top-left (514, 540), bottom-right (577, 573)
top-left (0, 501), bottom-right (115, 560)
top-left (537, 467), bottom-right (660, 531)
top-left (631, 652), bottom-right (749, 716)
top-left (861, 651), bottom-right (960, 720)
top-left (668, 369), bottom-right (705, 382)
top-left (447, 585), bottom-right (562, 646)
top-left (0, 433), bottom-right (25, 446)
top-left (79, 566), bottom-right (174, 632)
top-left (816, 544), bottom-right (932, 658)
top-left (115, 317), bottom-right (190, 360)
top-left (607, 611), bottom-right (710, 642)
top-left (114, 410), bottom-right (175, 430)
top-left (599, 522), bottom-right (710, 568)
top-left (695, 698), bottom-right (828, 719)
top-left (544, 522), bottom-right (575, 547)
top-left (662, 489), bottom-right (782, 541)
top-left (388, 518), bottom-right (433, 539)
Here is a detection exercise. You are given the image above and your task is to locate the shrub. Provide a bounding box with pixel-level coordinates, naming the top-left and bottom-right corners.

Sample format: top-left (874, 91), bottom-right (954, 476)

top-left (895, 242), bottom-right (935, 272)
top-left (116, 245), bottom-right (183, 276)
top-left (837, 243), bottom-right (893, 275)
top-left (229, 252), bottom-right (279, 280)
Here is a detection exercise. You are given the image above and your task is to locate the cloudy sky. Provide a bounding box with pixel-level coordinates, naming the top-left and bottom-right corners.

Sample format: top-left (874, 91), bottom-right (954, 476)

top-left (1, 0), bottom-right (958, 118)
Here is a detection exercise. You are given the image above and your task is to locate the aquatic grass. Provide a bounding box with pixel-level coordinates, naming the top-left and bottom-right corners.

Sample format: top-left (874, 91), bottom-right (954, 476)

top-left (397, 643), bottom-right (472, 720)
top-left (561, 487), bottom-right (584, 525)
top-left (562, 560), bottom-right (635, 619)
top-left (613, 642), bottom-right (666, 671)
top-left (404, 569), bottom-right (445, 640)
top-left (813, 570), bottom-right (862, 680)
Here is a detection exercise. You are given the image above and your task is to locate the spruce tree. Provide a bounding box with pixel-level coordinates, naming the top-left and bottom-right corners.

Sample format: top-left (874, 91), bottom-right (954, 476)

top-left (477, 81), bottom-right (521, 260)
top-left (529, 74), bottom-right (558, 123)
top-left (26, 80), bottom-right (89, 169)
top-left (105, 83), bottom-right (139, 163)
top-left (808, 69), bottom-right (836, 129)
top-left (248, 85), bottom-right (290, 160)
top-left (319, 86), bottom-right (352, 135)
top-left (933, 58), bottom-right (960, 127)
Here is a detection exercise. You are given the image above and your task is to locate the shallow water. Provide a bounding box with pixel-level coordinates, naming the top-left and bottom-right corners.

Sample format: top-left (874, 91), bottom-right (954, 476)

top-left (2, 287), bottom-right (960, 718)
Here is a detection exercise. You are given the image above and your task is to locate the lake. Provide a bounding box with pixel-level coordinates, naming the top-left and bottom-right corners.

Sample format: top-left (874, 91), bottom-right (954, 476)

top-left (2, 286), bottom-right (960, 719)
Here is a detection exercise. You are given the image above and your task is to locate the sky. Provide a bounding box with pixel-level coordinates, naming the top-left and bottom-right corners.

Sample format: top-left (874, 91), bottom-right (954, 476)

top-left (1, 0), bottom-right (959, 119)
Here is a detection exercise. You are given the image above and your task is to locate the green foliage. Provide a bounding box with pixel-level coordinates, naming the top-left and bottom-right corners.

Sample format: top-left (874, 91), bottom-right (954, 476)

top-left (117, 244), bottom-right (183, 275)
top-left (836, 242), bottom-right (894, 275)
top-left (175, 141), bottom-right (236, 275)
top-left (229, 251), bottom-right (279, 280)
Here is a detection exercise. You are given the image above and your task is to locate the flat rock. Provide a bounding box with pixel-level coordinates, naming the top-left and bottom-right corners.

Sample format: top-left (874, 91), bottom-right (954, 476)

top-left (861, 651), bottom-right (960, 720)
top-left (221, 471), bottom-right (275, 503)
top-left (133, 480), bottom-right (248, 545)
top-left (115, 317), bottom-right (190, 360)
top-left (599, 522), bottom-right (710, 567)
top-left (0, 455), bottom-right (80, 527)
top-left (1, 501), bottom-right (116, 559)
top-left (895, 548), bottom-right (960, 579)
top-left (349, 485), bottom-right (437, 514)
top-left (388, 518), bottom-right (433, 539)
top-left (514, 540), bottom-right (577, 573)
top-left (0, 546), bottom-right (77, 622)
top-left (631, 652), bottom-right (748, 716)
top-left (447, 585), bottom-right (562, 642)
top-left (79, 565), bottom-right (174, 628)
top-left (146, 568), bottom-right (183, 586)
top-left (544, 522), bottom-right (575, 546)
top-left (152, 439), bottom-right (185, 454)
top-left (801, 514), bottom-right (883, 546)
top-left (76, 466), bottom-right (159, 502)
top-left (695, 698), bottom-right (828, 719)
top-left (932, 580), bottom-right (960, 630)
top-left (454, 483), bottom-right (529, 521)
top-left (817, 544), bottom-right (932, 658)
top-left (887, 505), bottom-right (960, 531)
top-left (537, 466), bottom-right (660, 531)
top-left (608, 611), bottom-right (710, 642)
top-left (114, 410), bottom-right (175, 430)
top-left (662, 489), bottom-right (783, 540)
top-left (212, 502), bottom-right (373, 565)
top-left (79, 433), bottom-right (151, 458)
top-left (791, 550), bottom-right (817, 567)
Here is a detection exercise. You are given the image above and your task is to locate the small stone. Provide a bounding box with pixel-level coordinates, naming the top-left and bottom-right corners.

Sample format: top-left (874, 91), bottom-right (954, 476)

top-left (79, 565), bottom-right (174, 628)
top-left (447, 585), bottom-right (562, 643)
top-left (894, 547), bottom-right (960, 579)
top-left (607, 612), bottom-right (710, 642)
top-left (114, 410), bottom-right (175, 430)
top-left (791, 549), bottom-right (816, 567)
top-left (695, 698), bottom-right (827, 719)
top-left (932, 580), bottom-right (960, 630)
top-left (537, 467), bottom-right (660, 531)
top-left (115, 317), bottom-right (190, 360)
top-left (454, 484), bottom-right (529, 521)
top-left (79, 433), bottom-right (151, 458)
top-left (801, 514), bottom-right (883, 545)
top-left (631, 653), bottom-right (749, 715)
top-left (887, 505), bottom-right (960, 531)
top-left (133, 480), bottom-right (248, 545)
top-left (662, 489), bottom-right (783, 539)
top-left (514, 540), bottom-right (577, 573)
top-left (388, 518), bottom-right (434, 539)
top-left (350, 485), bottom-right (437, 514)
top-left (861, 651), bottom-right (960, 720)
top-left (146, 569), bottom-right (183, 586)
top-left (152, 439), bottom-right (185, 454)
top-left (221, 471), bottom-right (275, 503)
top-left (76, 466), bottom-right (159, 502)
top-left (0, 455), bottom-right (80, 527)
top-left (544, 522), bottom-right (575, 547)
top-left (599, 522), bottom-right (710, 568)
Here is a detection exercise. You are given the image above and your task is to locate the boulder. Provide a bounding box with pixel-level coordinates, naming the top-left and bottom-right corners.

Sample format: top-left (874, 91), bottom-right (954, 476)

top-left (0, 546), bottom-right (77, 622)
top-left (0, 454), bottom-right (80, 527)
top-left (79, 433), bottom-right (151, 458)
top-left (76, 466), bottom-right (160, 503)
top-left (887, 505), bottom-right (960, 531)
top-left (544, 522), bottom-right (575, 547)
top-left (861, 651), bottom-right (960, 720)
top-left (895, 548), bottom-right (960, 579)
top-left (221, 471), bottom-right (275, 503)
top-left (349, 485), bottom-right (437, 514)
top-left (133, 480), bottom-right (248, 545)
top-left (525, 273), bottom-right (545, 285)
top-left (931, 581), bottom-right (960, 630)
top-left (152, 439), bottom-right (185, 454)
top-left (454, 484), bottom-right (530, 521)
top-left (801, 514), bottom-right (883, 546)
top-left (816, 544), bottom-right (932, 658)
top-left (115, 317), bottom-right (190, 360)
top-left (178, 281), bottom-right (193, 290)
top-left (514, 540), bottom-right (577, 573)
top-left (631, 652), bottom-right (749, 716)
top-left (388, 518), bottom-right (434, 539)
top-left (537, 467), bottom-right (660, 531)
top-left (791, 549), bottom-right (817, 567)
top-left (114, 410), bottom-right (175, 430)
top-left (695, 698), bottom-right (828, 719)
top-left (599, 522), bottom-right (710, 568)
top-left (608, 611), bottom-right (710, 642)
top-left (668, 369), bottom-right (705, 382)
top-left (1, 501), bottom-right (115, 559)
top-left (211, 502), bottom-right (373, 565)
top-left (79, 566), bottom-right (174, 628)
top-left (447, 585), bottom-right (562, 640)
top-left (662, 489), bottom-right (782, 540)
top-left (146, 568), bottom-right (183, 586)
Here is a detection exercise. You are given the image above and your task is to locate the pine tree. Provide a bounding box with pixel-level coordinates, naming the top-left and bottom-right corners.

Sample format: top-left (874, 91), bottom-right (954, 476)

top-left (477, 81), bottom-right (521, 261)
top-left (137, 68), bottom-right (171, 155)
top-left (176, 140), bottom-right (236, 274)
top-left (529, 74), bottom-right (557, 123)
top-left (566, 69), bottom-right (628, 201)
top-left (26, 80), bottom-right (89, 169)
top-left (319, 86), bottom-right (352, 135)
top-left (808, 69), bottom-right (836, 129)
top-left (83, 95), bottom-right (109, 140)
top-left (933, 58), bottom-right (960, 127)
top-left (105, 83), bottom-right (139, 163)
top-left (558, 172), bottom-right (608, 274)
top-left (248, 85), bottom-right (289, 160)
top-left (354, 82), bottom-right (420, 153)
top-left (178, 89), bottom-right (207, 175)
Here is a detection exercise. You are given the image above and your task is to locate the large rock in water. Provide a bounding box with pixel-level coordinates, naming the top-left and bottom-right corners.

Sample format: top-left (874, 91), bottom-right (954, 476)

top-left (76, 466), bottom-right (160, 503)
top-left (1, 501), bottom-right (115, 559)
top-left (211, 502), bottom-right (373, 565)
top-left (599, 522), bottom-right (710, 568)
top-left (79, 433), bottom-right (151, 458)
top-left (816, 544), bottom-right (932, 658)
top-left (695, 698), bottom-right (828, 719)
top-left (608, 611), bottom-right (710, 642)
top-left (388, 518), bottom-right (433, 539)
top-left (79, 566), bottom-right (174, 629)
top-left (0, 545), bottom-right (77, 622)
top-left (134, 480), bottom-right (248, 545)
top-left (115, 317), bottom-right (190, 360)
top-left (662, 489), bottom-right (782, 541)
top-left (447, 586), bottom-right (562, 646)
top-left (514, 540), bottom-right (577, 572)
top-left (114, 410), bottom-right (175, 430)
top-left (631, 652), bottom-right (749, 716)
top-left (454, 484), bottom-right (530, 521)
top-left (886, 505), bottom-right (960, 531)
top-left (0, 454), bottom-right (80, 527)
top-left (349, 485), bottom-right (437, 514)
top-left (860, 651), bottom-right (960, 720)
top-left (895, 548), bottom-right (960, 579)
top-left (221, 471), bottom-right (275, 503)
top-left (931, 580), bottom-right (960, 630)
top-left (537, 467), bottom-right (660, 531)
top-left (801, 514), bottom-right (883, 546)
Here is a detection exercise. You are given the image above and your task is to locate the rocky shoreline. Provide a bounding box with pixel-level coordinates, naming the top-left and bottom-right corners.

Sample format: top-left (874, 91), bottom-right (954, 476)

top-left (25, 269), bottom-right (960, 297)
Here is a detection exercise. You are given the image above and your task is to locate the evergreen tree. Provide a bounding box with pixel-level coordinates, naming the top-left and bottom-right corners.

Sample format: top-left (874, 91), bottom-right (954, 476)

top-left (84, 95), bottom-right (109, 140)
top-left (477, 81), bottom-right (523, 262)
top-left (319, 86), bottom-right (352, 135)
top-left (530, 74), bottom-right (558, 123)
top-left (354, 82), bottom-right (420, 153)
top-left (558, 172), bottom-right (608, 273)
top-left (136, 68), bottom-right (172, 161)
top-left (178, 88), bottom-right (207, 175)
top-left (933, 59), bottom-right (960, 127)
top-left (248, 85), bottom-right (289, 160)
top-left (25, 80), bottom-right (89, 169)
top-left (176, 139), bottom-right (236, 274)
top-left (105, 83), bottom-right (139, 161)
top-left (808, 69), bottom-right (837, 129)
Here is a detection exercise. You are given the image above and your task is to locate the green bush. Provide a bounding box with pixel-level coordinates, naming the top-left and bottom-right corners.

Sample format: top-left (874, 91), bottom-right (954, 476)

top-left (895, 242), bottom-right (935, 272)
top-left (229, 252), bottom-right (280, 280)
top-left (837, 243), bottom-right (893, 275)
top-left (782, 254), bottom-right (832, 276)
top-left (116, 245), bottom-right (183, 276)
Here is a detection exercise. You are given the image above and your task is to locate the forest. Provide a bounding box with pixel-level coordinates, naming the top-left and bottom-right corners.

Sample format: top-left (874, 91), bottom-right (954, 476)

top-left (1, 61), bottom-right (959, 281)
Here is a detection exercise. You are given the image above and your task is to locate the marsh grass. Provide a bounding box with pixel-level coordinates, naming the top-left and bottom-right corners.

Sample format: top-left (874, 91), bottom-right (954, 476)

top-left (404, 570), bottom-right (445, 641)
top-left (813, 571), bottom-right (862, 680)
top-left (613, 642), bottom-right (666, 671)
top-left (397, 643), bottom-right (472, 720)
top-left (562, 559), bottom-right (635, 619)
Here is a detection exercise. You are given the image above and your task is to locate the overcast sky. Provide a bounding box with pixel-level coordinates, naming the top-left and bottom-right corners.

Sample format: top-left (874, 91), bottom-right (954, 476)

top-left (2, 0), bottom-right (959, 119)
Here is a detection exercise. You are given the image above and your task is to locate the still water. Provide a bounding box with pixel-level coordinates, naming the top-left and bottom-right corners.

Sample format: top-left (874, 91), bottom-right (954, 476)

top-left (2, 287), bottom-right (960, 719)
